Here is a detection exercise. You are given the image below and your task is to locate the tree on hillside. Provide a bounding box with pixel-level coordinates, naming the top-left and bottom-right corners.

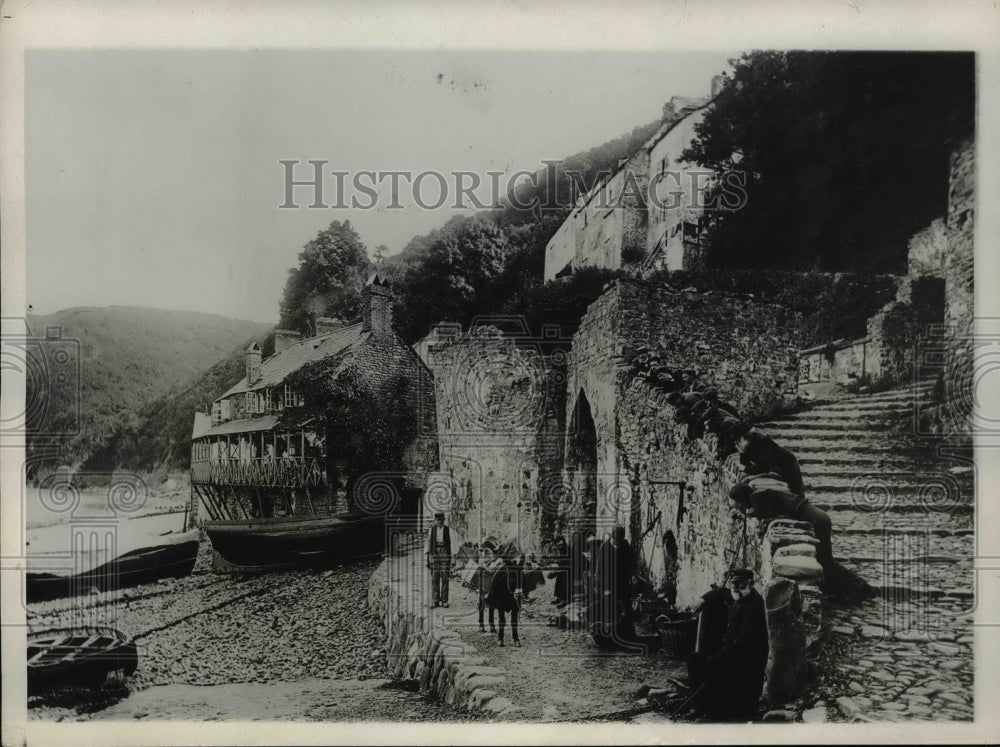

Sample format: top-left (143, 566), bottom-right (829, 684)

top-left (682, 51), bottom-right (975, 272)
top-left (394, 215), bottom-right (511, 343)
top-left (278, 220), bottom-right (373, 334)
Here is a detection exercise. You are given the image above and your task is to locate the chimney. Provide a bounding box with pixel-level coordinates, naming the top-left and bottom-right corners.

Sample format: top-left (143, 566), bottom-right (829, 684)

top-left (314, 316), bottom-right (343, 336)
top-left (245, 342), bottom-right (262, 384)
top-left (274, 329), bottom-right (301, 354)
top-left (711, 74), bottom-right (728, 98)
top-left (361, 273), bottom-right (395, 338)
top-left (662, 100), bottom-right (677, 121)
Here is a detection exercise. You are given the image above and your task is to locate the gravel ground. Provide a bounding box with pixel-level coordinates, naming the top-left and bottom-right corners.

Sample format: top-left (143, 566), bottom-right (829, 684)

top-left (27, 538), bottom-right (487, 723)
top-left (442, 581), bottom-right (688, 723)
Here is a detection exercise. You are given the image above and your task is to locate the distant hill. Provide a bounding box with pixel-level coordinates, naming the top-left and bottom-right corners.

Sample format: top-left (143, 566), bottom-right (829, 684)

top-left (26, 306), bottom-right (273, 470)
top-left (85, 329), bottom-right (276, 473)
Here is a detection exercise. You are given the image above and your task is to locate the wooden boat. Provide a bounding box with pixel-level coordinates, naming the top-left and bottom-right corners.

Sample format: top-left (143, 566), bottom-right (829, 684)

top-left (27, 627), bottom-right (138, 693)
top-left (203, 511), bottom-right (385, 569)
top-left (26, 526), bottom-right (200, 602)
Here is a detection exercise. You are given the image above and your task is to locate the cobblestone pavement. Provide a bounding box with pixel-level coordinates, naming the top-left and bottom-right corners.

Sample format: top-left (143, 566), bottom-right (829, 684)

top-left (758, 380), bottom-right (975, 722)
top-left (440, 581), bottom-right (687, 722)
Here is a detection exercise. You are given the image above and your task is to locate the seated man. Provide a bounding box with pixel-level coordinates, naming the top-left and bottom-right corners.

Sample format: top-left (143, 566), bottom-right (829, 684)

top-left (685, 569), bottom-right (768, 721)
top-left (729, 473), bottom-right (834, 572)
top-left (733, 423), bottom-right (805, 497)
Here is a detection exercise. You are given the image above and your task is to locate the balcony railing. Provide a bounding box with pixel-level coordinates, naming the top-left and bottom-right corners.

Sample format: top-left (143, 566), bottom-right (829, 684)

top-left (191, 456), bottom-right (326, 488)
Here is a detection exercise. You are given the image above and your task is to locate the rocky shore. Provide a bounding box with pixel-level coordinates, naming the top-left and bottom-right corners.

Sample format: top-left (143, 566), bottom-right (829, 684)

top-left (27, 538), bottom-right (485, 722)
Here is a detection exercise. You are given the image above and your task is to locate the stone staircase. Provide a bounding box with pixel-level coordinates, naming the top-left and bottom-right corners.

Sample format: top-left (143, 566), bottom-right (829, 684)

top-left (756, 379), bottom-right (975, 722)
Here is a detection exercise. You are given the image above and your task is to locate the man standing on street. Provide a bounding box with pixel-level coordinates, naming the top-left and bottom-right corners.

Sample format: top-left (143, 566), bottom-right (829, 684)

top-left (425, 511), bottom-right (454, 608)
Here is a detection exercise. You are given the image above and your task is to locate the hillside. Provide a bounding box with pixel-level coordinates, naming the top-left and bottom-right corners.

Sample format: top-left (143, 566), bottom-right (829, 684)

top-left (26, 307), bottom-right (273, 469)
top-left (85, 330), bottom-right (276, 473)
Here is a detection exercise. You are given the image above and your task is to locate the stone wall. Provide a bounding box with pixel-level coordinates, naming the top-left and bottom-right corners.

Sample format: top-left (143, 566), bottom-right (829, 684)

top-left (561, 279), bottom-right (807, 607)
top-left (353, 328), bottom-right (439, 491)
top-left (907, 218), bottom-right (948, 277)
top-left (367, 551), bottom-right (518, 715)
top-left (426, 326), bottom-right (565, 556)
top-left (942, 137), bottom-right (975, 432)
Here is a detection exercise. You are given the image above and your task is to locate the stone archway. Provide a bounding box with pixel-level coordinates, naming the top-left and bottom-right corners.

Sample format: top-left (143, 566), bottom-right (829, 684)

top-left (567, 390), bottom-right (598, 536)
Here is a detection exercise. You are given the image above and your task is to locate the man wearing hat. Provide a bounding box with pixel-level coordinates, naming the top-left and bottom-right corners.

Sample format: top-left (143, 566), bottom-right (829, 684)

top-left (425, 511), bottom-right (455, 608)
top-left (685, 568), bottom-right (769, 721)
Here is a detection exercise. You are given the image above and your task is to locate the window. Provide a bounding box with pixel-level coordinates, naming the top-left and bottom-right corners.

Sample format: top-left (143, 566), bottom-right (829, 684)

top-left (245, 392), bottom-right (257, 415)
top-left (283, 385), bottom-right (300, 408)
top-left (212, 401), bottom-right (222, 424)
top-left (262, 389), bottom-right (272, 411)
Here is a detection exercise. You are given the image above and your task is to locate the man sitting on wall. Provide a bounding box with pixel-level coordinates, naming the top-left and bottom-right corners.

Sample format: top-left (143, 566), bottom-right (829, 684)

top-left (732, 422), bottom-right (805, 497)
top-left (684, 569), bottom-right (769, 722)
top-left (729, 472), bottom-right (834, 573)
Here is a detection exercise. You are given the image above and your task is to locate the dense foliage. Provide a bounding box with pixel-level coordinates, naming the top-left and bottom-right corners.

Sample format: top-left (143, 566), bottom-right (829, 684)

top-left (278, 220), bottom-right (373, 334)
top-left (279, 355), bottom-right (417, 494)
top-left (682, 51), bottom-right (974, 272)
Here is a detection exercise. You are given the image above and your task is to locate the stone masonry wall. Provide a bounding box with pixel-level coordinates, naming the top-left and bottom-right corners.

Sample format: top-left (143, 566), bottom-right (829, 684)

top-left (563, 279), bottom-right (808, 607)
top-left (426, 327), bottom-right (565, 557)
top-left (943, 137), bottom-right (975, 432)
top-left (353, 329), bottom-right (439, 491)
top-left (367, 551), bottom-right (518, 715)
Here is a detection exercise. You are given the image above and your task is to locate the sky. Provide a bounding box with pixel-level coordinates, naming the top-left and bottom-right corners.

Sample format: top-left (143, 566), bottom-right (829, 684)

top-left (26, 49), bottom-right (738, 323)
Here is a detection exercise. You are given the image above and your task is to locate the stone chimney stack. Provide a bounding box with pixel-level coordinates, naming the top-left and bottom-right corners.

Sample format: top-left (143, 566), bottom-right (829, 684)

top-left (246, 342), bottom-right (262, 385)
top-left (711, 74), bottom-right (728, 98)
top-left (314, 317), bottom-right (343, 336)
top-left (274, 329), bottom-right (302, 354)
top-left (361, 273), bottom-right (395, 338)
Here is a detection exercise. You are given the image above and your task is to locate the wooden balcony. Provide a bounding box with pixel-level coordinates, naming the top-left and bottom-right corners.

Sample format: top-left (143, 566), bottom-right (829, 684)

top-left (191, 456), bottom-right (326, 488)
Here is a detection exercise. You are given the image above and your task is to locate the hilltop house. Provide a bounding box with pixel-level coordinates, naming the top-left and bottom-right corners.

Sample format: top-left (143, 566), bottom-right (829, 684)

top-left (190, 275), bottom-right (436, 524)
top-left (543, 77), bottom-right (724, 281)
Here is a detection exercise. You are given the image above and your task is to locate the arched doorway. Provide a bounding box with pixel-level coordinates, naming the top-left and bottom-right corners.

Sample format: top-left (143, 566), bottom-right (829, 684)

top-left (567, 390), bottom-right (598, 537)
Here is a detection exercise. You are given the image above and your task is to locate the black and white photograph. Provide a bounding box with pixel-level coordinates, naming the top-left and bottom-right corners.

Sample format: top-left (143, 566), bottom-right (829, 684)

top-left (2, 2), bottom-right (998, 745)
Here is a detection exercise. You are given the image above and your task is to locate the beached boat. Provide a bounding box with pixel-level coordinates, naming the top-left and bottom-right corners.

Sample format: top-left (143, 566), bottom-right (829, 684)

top-left (203, 512), bottom-right (385, 568)
top-left (27, 626), bottom-right (138, 692)
top-left (26, 525), bottom-right (200, 602)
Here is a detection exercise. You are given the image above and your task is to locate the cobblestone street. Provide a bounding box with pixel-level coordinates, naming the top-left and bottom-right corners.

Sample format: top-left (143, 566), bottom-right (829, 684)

top-left (760, 380), bottom-right (975, 722)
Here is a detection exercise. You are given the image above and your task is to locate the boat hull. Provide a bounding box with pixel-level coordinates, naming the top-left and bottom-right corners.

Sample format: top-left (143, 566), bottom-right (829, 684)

top-left (204, 513), bottom-right (386, 569)
top-left (26, 533), bottom-right (200, 603)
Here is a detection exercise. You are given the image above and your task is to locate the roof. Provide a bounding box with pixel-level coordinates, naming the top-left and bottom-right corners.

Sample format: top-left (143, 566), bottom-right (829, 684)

top-left (198, 414), bottom-right (280, 437)
top-left (219, 322), bottom-right (366, 399)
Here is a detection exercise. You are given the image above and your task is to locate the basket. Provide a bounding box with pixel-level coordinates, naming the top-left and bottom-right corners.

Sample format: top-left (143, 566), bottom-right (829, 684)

top-left (657, 612), bottom-right (698, 659)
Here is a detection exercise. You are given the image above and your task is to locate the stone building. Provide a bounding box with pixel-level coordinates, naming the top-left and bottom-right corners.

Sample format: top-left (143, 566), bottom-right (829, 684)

top-left (190, 275), bottom-right (437, 523)
top-left (422, 322), bottom-right (566, 557)
top-left (543, 79), bottom-right (723, 282)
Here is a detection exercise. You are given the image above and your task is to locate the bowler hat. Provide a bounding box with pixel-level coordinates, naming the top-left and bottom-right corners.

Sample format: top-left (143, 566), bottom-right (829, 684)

top-left (433, 511), bottom-right (445, 519)
top-left (727, 568), bottom-right (754, 584)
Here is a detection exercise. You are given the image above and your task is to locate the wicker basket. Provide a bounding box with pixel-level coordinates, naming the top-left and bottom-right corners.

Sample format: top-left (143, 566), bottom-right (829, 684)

top-left (657, 612), bottom-right (698, 659)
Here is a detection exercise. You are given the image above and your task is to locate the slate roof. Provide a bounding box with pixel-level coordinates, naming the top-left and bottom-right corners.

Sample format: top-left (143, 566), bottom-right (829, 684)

top-left (200, 414), bottom-right (280, 437)
top-left (219, 322), bottom-right (366, 399)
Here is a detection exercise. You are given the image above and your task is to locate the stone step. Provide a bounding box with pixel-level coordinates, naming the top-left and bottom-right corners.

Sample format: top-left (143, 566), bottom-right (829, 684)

top-left (821, 508), bottom-right (973, 533)
top-left (838, 525), bottom-right (973, 537)
top-left (759, 419), bottom-right (898, 432)
top-left (800, 460), bottom-right (974, 474)
top-left (769, 407), bottom-right (912, 421)
top-left (804, 478), bottom-right (974, 496)
top-left (836, 532), bottom-right (973, 565)
top-left (756, 429), bottom-right (895, 442)
top-left (765, 437), bottom-right (915, 452)
top-left (818, 502), bottom-right (974, 518)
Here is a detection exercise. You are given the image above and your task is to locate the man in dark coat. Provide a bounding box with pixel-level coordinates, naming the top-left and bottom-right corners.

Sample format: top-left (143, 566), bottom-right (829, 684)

top-left (734, 425), bottom-right (805, 497)
top-left (592, 525), bottom-right (637, 648)
top-left (685, 568), bottom-right (769, 721)
top-left (425, 511), bottom-right (454, 608)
